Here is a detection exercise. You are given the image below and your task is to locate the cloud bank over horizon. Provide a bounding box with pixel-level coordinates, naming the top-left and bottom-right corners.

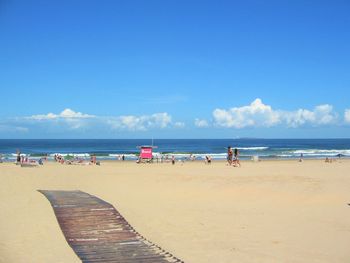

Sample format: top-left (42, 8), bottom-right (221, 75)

top-left (14, 110), bottom-right (181, 133)
top-left (1, 99), bottom-right (349, 137)
top-left (28, 109), bottom-right (95, 120)
top-left (212, 99), bottom-right (339, 129)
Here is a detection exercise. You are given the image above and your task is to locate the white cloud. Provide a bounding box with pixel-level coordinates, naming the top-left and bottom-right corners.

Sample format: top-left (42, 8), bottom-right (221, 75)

top-left (107, 112), bottom-right (173, 131)
top-left (213, 98), bottom-right (280, 128)
top-left (345, 109), bottom-right (350, 124)
top-left (9, 102), bottom-right (344, 135)
top-left (60, 108), bottom-right (94, 118)
top-left (212, 99), bottom-right (338, 129)
top-left (195, 118), bottom-right (209, 128)
top-left (283, 104), bottom-right (337, 128)
top-left (25, 108), bottom-right (95, 130)
top-left (174, 122), bottom-right (185, 128)
top-left (29, 108), bottom-right (94, 120)
top-left (24, 109), bottom-right (177, 132)
top-left (150, 113), bottom-right (172, 128)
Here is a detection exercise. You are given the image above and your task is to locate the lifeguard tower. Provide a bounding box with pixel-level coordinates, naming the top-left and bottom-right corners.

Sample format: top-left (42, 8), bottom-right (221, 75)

top-left (137, 145), bottom-right (157, 163)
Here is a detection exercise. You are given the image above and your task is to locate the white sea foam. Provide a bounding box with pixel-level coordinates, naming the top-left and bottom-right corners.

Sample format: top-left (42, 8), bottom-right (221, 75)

top-left (293, 149), bottom-right (350, 155)
top-left (159, 153), bottom-right (228, 160)
top-left (49, 153), bottom-right (91, 157)
top-left (109, 154), bottom-right (137, 157)
top-left (276, 154), bottom-right (294, 157)
top-left (11, 153), bottom-right (28, 157)
top-left (238, 147), bottom-right (269, 150)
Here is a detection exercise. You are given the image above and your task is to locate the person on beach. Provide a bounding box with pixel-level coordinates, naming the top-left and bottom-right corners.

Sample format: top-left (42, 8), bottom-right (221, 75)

top-left (299, 153), bottom-right (303, 162)
top-left (325, 157), bottom-right (333, 163)
top-left (189, 154), bottom-right (196, 161)
top-left (227, 146), bottom-right (233, 165)
top-left (171, 155), bottom-right (175, 165)
top-left (205, 155), bottom-right (212, 164)
top-left (16, 150), bottom-right (21, 163)
top-left (233, 148), bottom-right (241, 167)
top-left (90, 154), bottom-right (97, 164)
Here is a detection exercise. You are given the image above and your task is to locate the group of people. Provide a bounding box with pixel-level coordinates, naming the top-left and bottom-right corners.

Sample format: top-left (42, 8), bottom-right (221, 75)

top-left (16, 150), bottom-right (33, 164)
top-left (227, 146), bottom-right (241, 167)
top-left (115, 155), bottom-right (126, 161)
top-left (54, 154), bottom-right (65, 164)
top-left (15, 150), bottom-right (43, 166)
top-left (53, 153), bottom-right (99, 165)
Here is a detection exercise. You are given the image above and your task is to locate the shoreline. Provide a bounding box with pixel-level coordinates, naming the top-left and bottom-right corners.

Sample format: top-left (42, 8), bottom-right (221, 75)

top-left (1, 155), bottom-right (348, 164)
top-left (1, 138), bottom-right (350, 163)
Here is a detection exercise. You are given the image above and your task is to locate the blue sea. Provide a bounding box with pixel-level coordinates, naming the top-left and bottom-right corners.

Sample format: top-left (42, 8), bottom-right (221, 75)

top-left (0, 139), bottom-right (349, 162)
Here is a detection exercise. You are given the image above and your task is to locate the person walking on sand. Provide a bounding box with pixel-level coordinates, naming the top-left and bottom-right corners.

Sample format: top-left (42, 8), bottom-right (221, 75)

top-left (227, 146), bottom-right (233, 165)
top-left (233, 148), bottom-right (241, 167)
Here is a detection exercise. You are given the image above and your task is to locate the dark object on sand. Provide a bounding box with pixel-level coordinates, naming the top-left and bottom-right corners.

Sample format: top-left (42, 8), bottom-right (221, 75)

top-left (38, 190), bottom-right (183, 263)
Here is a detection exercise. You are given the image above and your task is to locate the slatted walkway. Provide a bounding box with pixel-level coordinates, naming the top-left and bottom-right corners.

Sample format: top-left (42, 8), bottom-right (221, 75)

top-left (39, 190), bottom-right (183, 263)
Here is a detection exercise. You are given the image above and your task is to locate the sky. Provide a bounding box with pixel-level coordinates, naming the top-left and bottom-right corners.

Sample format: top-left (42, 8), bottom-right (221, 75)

top-left (0, 0), bottom-right (349, 139)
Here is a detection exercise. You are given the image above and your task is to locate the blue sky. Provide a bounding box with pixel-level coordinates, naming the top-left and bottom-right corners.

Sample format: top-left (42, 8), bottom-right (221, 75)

top-left (0, 0), bottom-right (349, 138)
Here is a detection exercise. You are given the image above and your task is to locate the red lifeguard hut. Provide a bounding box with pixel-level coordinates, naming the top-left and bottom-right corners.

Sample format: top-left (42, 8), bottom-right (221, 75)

top-left (137, 145), bottom-right (157, 163)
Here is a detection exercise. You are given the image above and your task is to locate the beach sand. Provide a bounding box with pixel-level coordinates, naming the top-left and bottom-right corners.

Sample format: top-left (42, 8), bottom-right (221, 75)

top-left (0, 159), bottom-right (349, 263)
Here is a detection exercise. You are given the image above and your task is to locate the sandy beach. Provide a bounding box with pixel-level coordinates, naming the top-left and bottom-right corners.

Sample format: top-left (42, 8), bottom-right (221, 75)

top-left (0, 159), bottom-right (349, 263)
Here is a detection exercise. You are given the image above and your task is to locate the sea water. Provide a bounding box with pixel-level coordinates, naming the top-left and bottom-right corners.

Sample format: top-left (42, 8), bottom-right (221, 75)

top-left (0, 139), bottom-right (349, 162)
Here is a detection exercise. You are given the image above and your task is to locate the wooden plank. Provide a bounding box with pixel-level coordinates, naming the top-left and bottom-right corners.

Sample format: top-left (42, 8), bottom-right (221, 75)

top-left (39, 190), bottom-right (183, 263)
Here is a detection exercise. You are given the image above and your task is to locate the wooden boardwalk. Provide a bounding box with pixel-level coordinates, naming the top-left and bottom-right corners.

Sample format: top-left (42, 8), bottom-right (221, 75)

top-left (39, 190), bottom-right (184, 263)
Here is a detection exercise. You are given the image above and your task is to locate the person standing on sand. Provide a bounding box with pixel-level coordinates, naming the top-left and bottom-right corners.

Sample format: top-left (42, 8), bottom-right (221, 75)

top-left (16, 150), bottom-right (21, 163)
top-left (227, 146), bottom-right (233, 165)
top-left (90, 154), bottom-right (96, 164)
top-left (299, 153), bottom-right (303, 162)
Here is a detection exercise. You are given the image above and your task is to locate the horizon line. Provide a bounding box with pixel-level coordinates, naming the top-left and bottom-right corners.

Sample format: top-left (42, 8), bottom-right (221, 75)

top-left (1, 138), bottom-right (350, 140)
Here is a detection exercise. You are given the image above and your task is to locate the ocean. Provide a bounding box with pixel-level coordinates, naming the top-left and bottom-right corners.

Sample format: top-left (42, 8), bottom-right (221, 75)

top-left (0, 139), bottom-right (350, 162)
